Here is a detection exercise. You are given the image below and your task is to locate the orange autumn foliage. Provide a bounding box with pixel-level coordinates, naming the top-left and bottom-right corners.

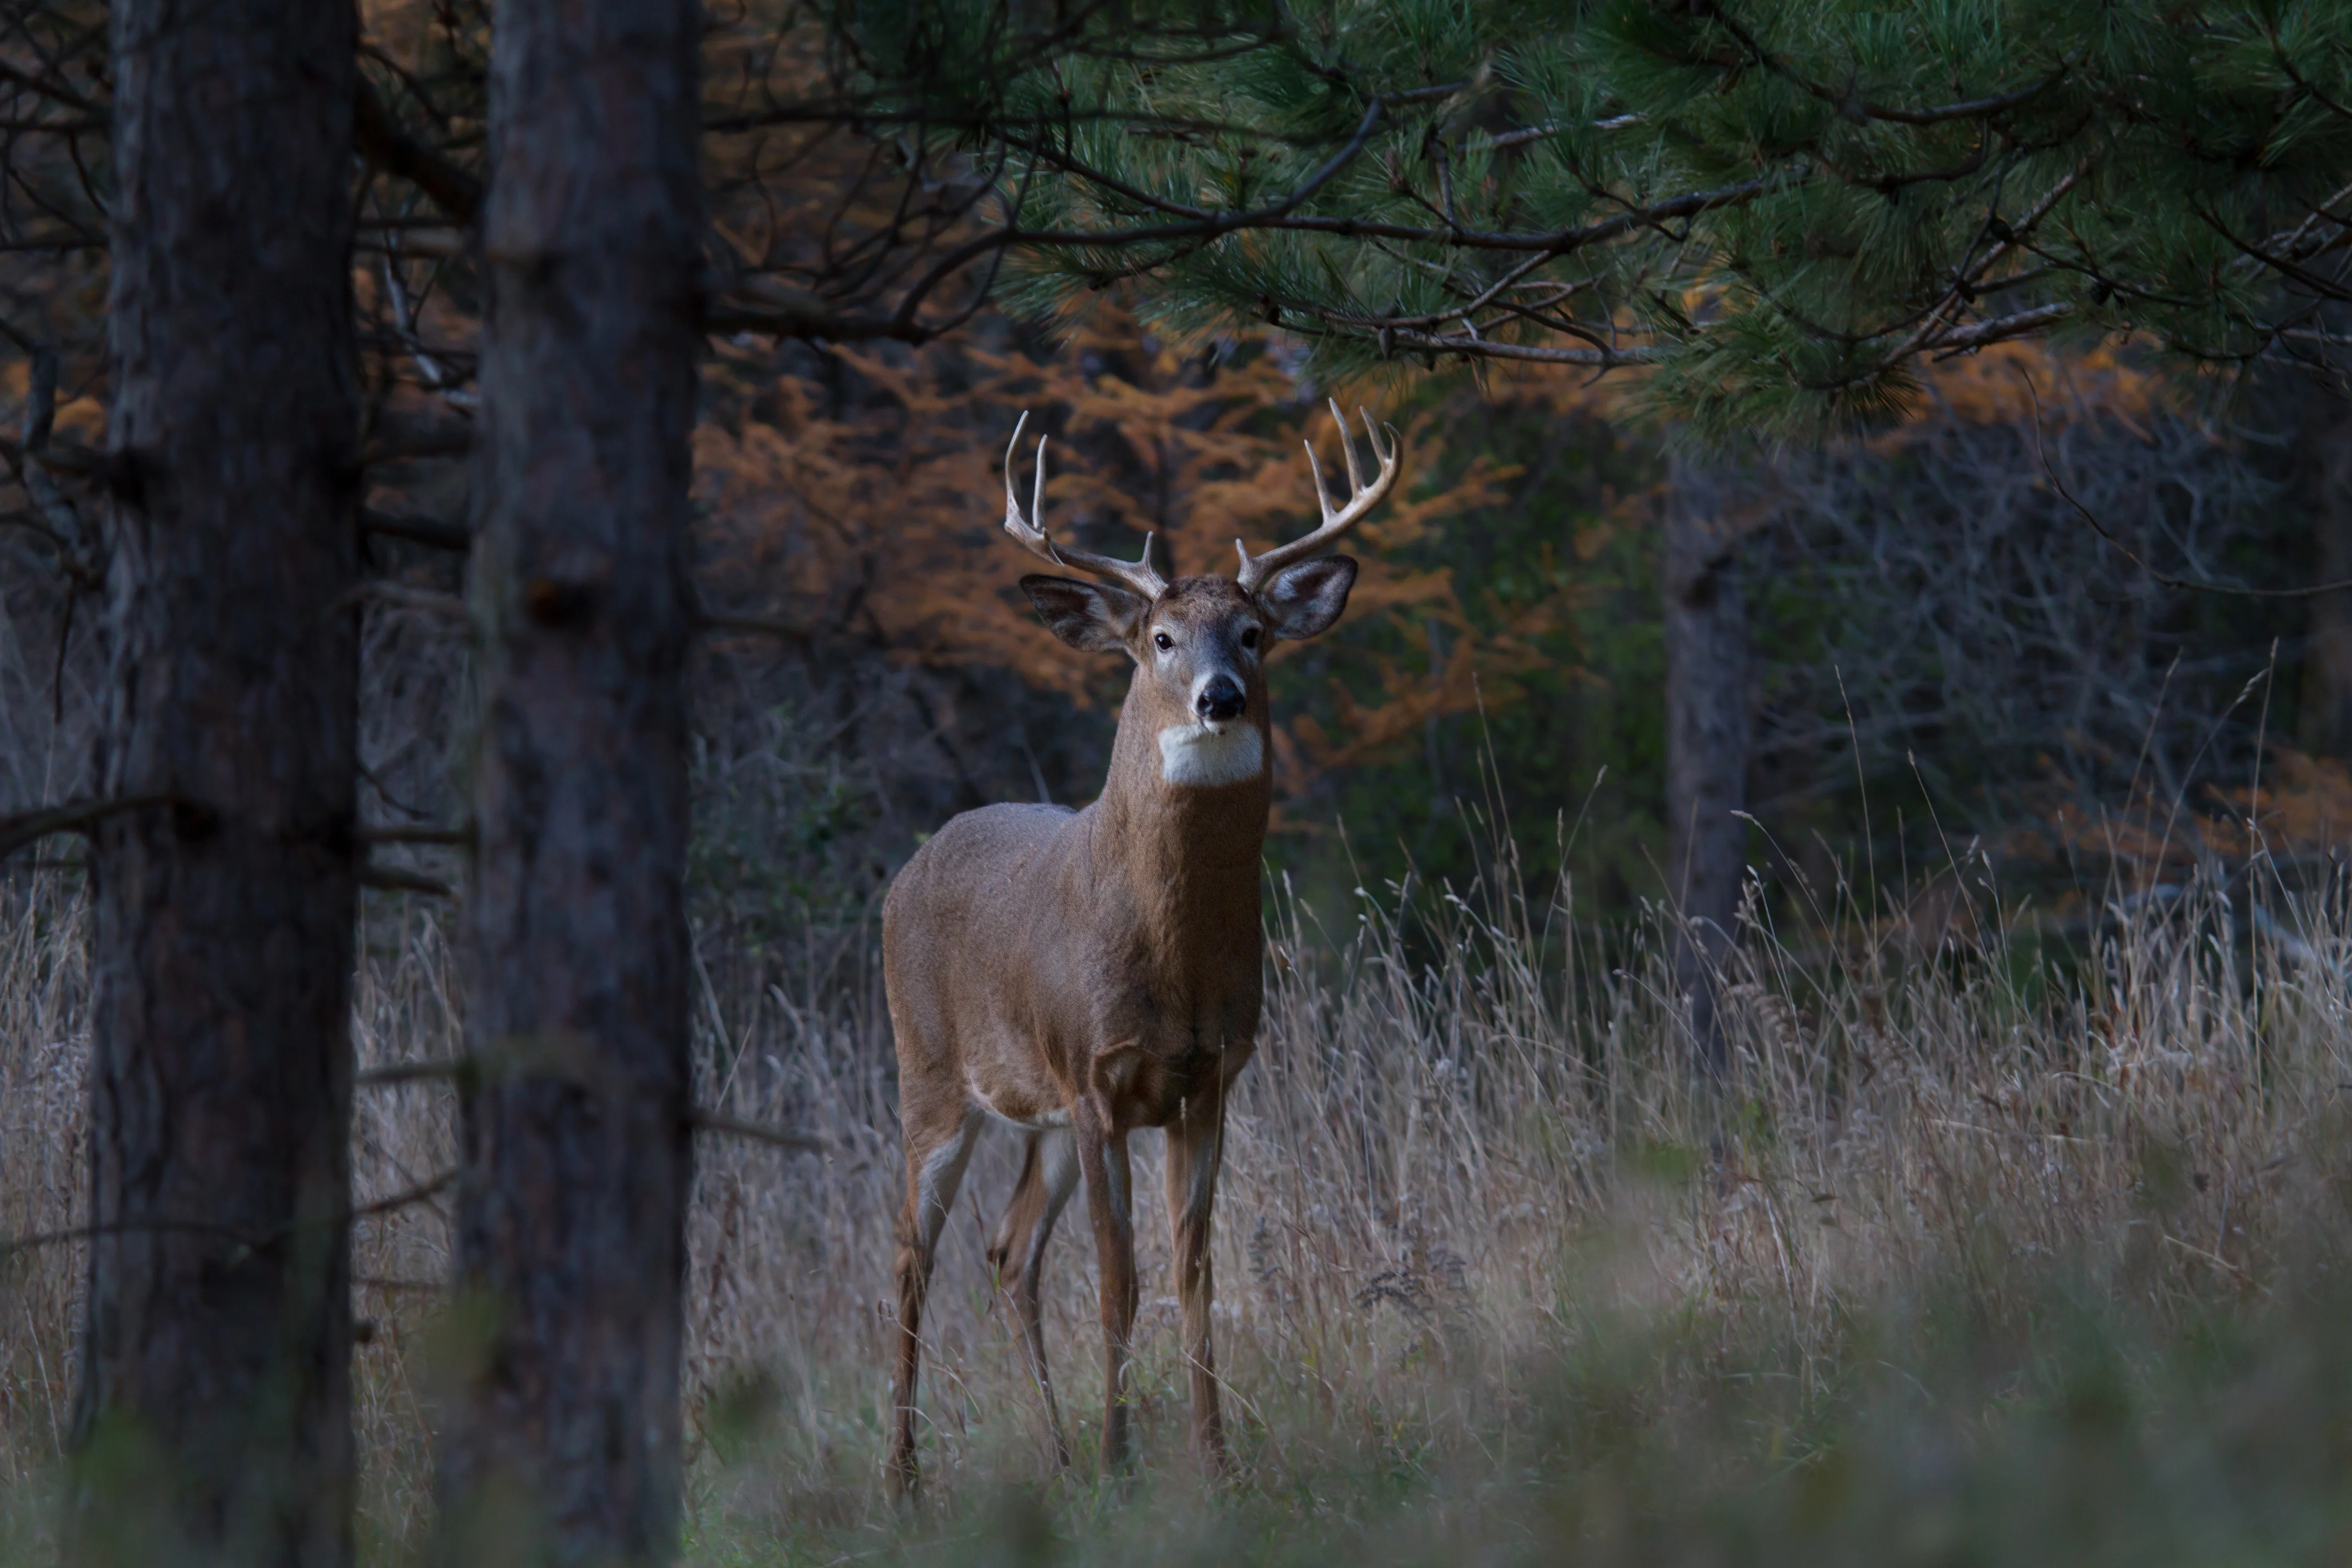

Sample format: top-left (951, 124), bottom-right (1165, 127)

top-left (2002, 748), bottom-right (2348, 886)
top-left (695, 306), bottom-right (1526, 796)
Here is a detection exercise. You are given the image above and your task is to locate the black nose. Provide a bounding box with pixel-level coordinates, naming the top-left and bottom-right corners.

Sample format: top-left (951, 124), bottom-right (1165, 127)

top-left (1197, 675), bottom-right (1246, 722)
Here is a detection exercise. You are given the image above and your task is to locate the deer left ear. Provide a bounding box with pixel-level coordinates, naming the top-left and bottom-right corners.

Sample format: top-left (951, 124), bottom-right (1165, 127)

top-left (1257, 555), bottom-right (1357, 640)
top-left (1020, 574), bottom-right (1149, 654)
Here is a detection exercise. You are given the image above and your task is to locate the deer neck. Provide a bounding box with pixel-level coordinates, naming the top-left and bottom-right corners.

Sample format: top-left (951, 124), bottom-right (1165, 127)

top-left (1091, 698), bottom-right (1271, 953)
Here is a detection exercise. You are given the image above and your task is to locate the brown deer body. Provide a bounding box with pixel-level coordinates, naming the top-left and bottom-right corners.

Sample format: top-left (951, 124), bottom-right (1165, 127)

top-left (882, 406), bottom-right (1401, 1490)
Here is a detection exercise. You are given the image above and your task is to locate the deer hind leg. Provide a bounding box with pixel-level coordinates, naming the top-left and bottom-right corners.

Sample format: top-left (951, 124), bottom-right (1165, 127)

top-left (985, 1129), bottom-right (1082, 1470)
top-left (1074, 1102), bottom-right (1138, 1476)
top-left (887, 1102), bottom-right (983, 1497)
top-left (1164, 1094), bottom-right (1230, 1475)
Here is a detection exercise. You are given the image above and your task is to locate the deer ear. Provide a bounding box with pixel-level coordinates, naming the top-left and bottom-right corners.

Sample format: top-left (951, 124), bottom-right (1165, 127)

top-left (1020, 575), bottom-right (1148, 653)
top-left (1257, 555), bottom-right (1357, 641)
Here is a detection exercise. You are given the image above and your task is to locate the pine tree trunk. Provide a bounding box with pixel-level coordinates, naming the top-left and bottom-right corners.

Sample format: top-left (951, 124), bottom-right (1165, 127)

top-left (1663, 459), bottom-right (1750, 1078)
top-left (71, 0), bottom-right (360, 1563)
top-left (436, 0), bottom-right (702, 1556)
top-left (2299, 386), bottom-right (2352, 760)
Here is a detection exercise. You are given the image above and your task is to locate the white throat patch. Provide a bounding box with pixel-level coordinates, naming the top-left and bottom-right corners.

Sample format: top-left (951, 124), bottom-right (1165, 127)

top-left (1158, 722), bottom-right (1264, 788)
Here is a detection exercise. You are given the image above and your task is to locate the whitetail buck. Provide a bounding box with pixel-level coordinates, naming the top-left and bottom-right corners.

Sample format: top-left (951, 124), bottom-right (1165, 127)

top-left (882, 403), bottom-right (1403, 1491)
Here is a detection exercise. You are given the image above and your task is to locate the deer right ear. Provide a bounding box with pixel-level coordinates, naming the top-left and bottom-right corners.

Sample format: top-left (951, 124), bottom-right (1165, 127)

top-left (1020, 575), bottom-right (1148, 654)
top-left (1257, 555), bottom-right (1358, 641)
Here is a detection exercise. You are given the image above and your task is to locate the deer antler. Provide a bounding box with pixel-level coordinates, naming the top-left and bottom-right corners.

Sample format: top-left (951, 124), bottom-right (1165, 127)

top-left (1234, 400), bottom-right (1403, 596)
top-left (1002, 411), bottom-right (1169, 601)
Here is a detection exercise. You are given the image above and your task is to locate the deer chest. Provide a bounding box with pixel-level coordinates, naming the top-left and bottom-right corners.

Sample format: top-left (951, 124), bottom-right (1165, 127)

top-left (1094, 980), bottom-right (1259, 1127)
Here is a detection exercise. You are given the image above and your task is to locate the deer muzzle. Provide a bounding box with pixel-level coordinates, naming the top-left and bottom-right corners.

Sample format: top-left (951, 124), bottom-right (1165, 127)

top-left (1195, 673), bottom-right (1246, 724)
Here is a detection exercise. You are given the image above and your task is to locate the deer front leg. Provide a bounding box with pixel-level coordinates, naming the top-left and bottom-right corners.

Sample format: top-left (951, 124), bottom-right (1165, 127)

top-left (887, 1105), bottom-right (982, 1497)
top-left (1075, 1100), bottom-right (1137, 1475)
top-left (1163, 1093), bottom-right (1230, 1475)
top-left (985, 1129), bottom-right (1080, 1470)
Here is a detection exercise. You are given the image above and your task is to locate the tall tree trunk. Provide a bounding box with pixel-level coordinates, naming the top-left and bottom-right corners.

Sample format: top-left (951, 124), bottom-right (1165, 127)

top-left (1663, 457), bottom-right (1751, 1078)
top-left (71, 0), bottom-right (359, 1563)
top-left (2299, 384), bottom-right (2352, 760)
top-left (436, 0), bottom-right (702, 1556)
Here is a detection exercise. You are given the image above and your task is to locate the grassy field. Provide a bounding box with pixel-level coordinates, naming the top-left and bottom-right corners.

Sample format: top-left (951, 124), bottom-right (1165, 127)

top-left (8, 833), bottom-right (2352, 1564)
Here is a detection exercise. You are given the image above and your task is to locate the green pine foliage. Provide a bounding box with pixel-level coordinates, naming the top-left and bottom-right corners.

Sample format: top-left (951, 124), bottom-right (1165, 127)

top-left (827, 1), bottom-right (2352, 433)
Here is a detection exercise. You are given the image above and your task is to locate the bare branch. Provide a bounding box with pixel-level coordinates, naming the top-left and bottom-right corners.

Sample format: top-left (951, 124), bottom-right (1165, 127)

top-left (2019, 367), bottom-right (2352, 599)
top-left (1929, 302), bottom-right (2076, 354)
top-left (353, 77), bottom-right (481, 225)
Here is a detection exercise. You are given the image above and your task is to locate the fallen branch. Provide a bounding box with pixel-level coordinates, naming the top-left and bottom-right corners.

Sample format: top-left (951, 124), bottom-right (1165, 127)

top-left (351, 1170), bottom-right (456, 1223)
top-left (361, 413), bottom-right (473, 466)
top-left (362, 509), bottom-right (470, 552)
top-left (356, 1054), bottom-right (822, 1156)
top-left (706, 282), bottom-right (937, 344)
top-left (1, 1171), bottom-right (459, 1262)
top-left (0, 434), bottom-right (99, 478)
top-left (0, 794), bottom-right (179, 860)
top-left (348, 581), bottom-right (470, 622)
top-left (359, 863), bottom-right (455, 897)
top-left (356, 1057), bottom-right (468, 1088)
top-left (0, 1215), bottom-right (258, 1261)
top-left (359, 823), bottom-right (470, 847)
top-left (686, 1107), bottom-right (825, 1154)
top-left (696, 611), bottom-right (813, 647)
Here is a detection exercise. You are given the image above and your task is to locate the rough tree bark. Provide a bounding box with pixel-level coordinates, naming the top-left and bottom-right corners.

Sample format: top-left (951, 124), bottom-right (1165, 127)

top-left (1663, 456), bottom-right (1753, 1078)
top-left (435, 0), bottom-right (703, 1557)
top-left (70, 0), bottom-right (360, 1563)
top-left (2299, 385), bottom-right (2352, 760)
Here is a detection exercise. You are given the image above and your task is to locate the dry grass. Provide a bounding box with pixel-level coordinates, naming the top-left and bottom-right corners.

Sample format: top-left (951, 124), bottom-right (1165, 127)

top-left (7, 828), bottom-right (2352, 1564)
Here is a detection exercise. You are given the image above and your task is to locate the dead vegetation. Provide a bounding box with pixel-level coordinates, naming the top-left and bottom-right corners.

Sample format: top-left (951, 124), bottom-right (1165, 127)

top-left (8, 798), bottom-right (2351, 1560)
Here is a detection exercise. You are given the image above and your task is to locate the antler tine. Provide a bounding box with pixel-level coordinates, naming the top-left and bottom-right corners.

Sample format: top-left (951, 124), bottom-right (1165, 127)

top-left (1000, 410), bottom-right (1168, 600)
top-left (1235, 401), bottom-right (1405, 594)
top-left (1333, 397), bottom-right (1366, 501)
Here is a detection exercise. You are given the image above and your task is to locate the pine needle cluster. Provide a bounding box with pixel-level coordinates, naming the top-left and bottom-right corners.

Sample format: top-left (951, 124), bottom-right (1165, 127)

top-left (822, 1), bottom-right (2352, 434)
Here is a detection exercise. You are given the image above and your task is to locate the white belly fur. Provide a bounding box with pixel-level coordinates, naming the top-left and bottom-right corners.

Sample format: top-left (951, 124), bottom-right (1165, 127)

top-left (1158, 722), bottom-right (1264, 787)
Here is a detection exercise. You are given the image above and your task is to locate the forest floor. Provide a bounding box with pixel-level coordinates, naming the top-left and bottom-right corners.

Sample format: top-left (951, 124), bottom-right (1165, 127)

top-left (8, 848), bottom-right (2352, 1566)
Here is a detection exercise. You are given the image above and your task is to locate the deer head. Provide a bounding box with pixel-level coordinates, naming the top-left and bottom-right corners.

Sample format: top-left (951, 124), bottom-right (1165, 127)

top-left (1000, 401), bottom-right (1403, 788)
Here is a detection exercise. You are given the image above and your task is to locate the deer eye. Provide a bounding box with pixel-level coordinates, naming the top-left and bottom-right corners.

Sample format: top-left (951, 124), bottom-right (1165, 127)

top-left (1240, 626), bottom-right (1261, 650)
top-left (1154, 631), bottom-right (1173, 651)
